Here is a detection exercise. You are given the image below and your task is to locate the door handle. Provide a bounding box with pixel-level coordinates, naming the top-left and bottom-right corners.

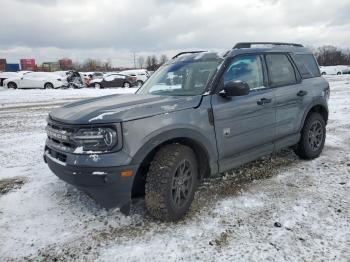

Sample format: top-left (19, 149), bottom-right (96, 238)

top-left (257, 98), bottom-right (272, 105)
top-left (297, 90), bottom-right (308, 97)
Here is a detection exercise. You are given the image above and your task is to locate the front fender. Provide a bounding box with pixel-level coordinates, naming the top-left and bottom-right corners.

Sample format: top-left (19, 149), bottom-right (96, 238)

top-left (130, 127), bottom-right (219, 175)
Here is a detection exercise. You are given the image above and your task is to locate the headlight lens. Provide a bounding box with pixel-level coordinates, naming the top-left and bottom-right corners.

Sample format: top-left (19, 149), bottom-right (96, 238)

top-left (72, 127), bottom-right (117, 153)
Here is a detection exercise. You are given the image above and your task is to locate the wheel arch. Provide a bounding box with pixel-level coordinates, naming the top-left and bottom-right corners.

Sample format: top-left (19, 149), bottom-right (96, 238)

top-left (299, 99), bottom-right (328, 132)
top-left (44, 82), bottom-right (54, 88)
top-left (130, 129), bottom-right (218, 197)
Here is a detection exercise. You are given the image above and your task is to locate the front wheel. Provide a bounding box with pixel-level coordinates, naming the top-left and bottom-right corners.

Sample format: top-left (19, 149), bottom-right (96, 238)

top-left (337, 72), bottom-right (342, 75)
top-left (44, 83), bottom-right (54, 89)
top-left (94, 83), bottom-right (102, 89)
top-left (145, 144), bottom-right (198, 221)
top-left (294, 112), bottom-right (326, 159)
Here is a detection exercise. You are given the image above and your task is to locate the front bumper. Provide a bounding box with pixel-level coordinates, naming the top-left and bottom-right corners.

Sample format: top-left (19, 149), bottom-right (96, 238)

top-left (44, 149), bottom-right (138, 211)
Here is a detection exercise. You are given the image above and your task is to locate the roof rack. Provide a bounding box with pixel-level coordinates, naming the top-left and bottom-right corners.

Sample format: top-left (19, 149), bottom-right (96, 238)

top-left (233, 42), bottom-right (303, 49)
top-left (172, 51), bottom-right (206, 59)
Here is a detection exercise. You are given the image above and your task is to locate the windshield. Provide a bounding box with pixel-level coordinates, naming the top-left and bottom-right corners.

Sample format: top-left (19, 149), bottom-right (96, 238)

top-left (137, 56), bottom-right (223, 96)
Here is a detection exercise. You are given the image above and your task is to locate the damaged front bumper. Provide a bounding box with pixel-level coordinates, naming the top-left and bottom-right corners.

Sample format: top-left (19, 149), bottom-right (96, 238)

top-left (44, 148), bottom-right (138, 214)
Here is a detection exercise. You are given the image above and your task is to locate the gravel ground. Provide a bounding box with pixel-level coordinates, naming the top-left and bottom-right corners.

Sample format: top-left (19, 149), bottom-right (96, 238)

top-left (0, 77), bottom-right (349, 261)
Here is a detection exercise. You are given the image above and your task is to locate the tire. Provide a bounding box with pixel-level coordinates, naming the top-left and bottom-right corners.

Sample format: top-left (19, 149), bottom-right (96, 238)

top-left (94, 83), bottom-right (102, 89)
top-left (321, 72), bottom-right (326, 75)
top-left (7, 82), bottom-right (17, 89)
top-left (337, 72), bottom-right (342, 75)
top-left (145, 144), bottom-right (198, 221)
top-left (294, 112), bottom-right (326, 160)
top-left (123, 82), bottom-right (130, 88)
top-left (44, 83), bottom-right (54, 89)
top-left (136, 80), bottom-right (143, 88)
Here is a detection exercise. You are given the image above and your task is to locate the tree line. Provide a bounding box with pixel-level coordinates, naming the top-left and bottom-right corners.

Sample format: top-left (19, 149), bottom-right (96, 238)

top-left (314, 46), bottom-right (350, 66)
top-left (73, 54), bottom-right (169, 72)
top-left (69, 46), bottom-right (350, 72)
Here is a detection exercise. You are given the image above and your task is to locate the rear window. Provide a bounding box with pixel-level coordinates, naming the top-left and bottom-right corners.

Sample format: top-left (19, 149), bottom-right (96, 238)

top-left (293, 54), bottom-right (321, 79)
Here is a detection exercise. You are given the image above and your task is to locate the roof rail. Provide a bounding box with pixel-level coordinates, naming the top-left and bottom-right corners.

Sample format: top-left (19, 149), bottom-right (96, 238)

top-left (172, 51), bottom-right (206, 59)
top-left (233, 42), bottom-right (303, 49)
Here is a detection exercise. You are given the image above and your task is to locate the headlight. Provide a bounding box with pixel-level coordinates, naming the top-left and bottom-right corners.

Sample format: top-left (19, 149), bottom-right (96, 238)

top-left (72, 127), bottom-right (117, 153)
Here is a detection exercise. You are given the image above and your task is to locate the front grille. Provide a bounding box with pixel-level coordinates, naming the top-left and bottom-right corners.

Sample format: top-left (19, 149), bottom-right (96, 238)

top-left (46, 119), bottom-right (78, 153)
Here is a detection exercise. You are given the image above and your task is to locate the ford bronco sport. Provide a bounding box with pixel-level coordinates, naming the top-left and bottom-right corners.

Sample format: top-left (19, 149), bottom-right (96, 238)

top-left (44, 42), bottom-right (330, 221)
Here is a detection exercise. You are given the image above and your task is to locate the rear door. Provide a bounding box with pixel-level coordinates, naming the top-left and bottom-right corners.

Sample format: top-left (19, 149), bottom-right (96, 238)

top-left (113, 74), bottom-right (125, 87)
top-left (103, 75), bottom-right (115, 87)
top-left (211, 54), bottom-right (276, 172)
top-left (267, 53), bottom-right (313, 139)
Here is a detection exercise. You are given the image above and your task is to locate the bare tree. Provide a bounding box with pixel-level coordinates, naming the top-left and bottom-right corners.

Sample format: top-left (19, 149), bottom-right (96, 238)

top-left (315, 46), bottom-right (350, 66)
top-left (145, 56), bottom-right (152, 71)
top-left (159, 54), bottom-right (168, 65)
top-left (138, 56), bottom-right (145, 69)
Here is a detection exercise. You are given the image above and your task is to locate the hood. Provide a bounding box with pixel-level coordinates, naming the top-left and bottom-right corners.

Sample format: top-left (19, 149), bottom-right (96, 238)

top-left (49, 94), bottom-right (202, 124)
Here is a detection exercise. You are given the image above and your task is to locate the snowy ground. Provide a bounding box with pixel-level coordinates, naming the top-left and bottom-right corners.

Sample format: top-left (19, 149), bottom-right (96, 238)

top-left (0, 77), bottom-right (349, 261)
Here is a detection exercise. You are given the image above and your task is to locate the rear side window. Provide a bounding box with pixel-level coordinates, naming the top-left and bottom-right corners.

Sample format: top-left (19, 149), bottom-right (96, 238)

top-left (266, 54), bottom-right (297, 87)
top-left (293, 54), bottom-right (321, 79)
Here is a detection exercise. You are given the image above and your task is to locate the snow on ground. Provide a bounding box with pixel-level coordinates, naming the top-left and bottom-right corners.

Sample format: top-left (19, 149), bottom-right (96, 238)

top-left (0, 87), bottom-right (137, 108)
top-left (0, 76), bottom-right (349, 261)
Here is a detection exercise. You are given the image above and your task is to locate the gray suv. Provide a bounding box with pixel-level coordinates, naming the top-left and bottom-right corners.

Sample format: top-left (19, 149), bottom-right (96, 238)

top-left (44, 42), bottom-right (330, 221)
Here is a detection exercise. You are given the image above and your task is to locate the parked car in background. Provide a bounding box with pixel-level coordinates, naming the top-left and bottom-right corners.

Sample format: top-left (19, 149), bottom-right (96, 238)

top-left (0, 71), bottom-right (33, 86)
top-left (4, 72), bottom-right (67, 89)
top-left (89, 73), bottom-right (137, 88)
top-left (0, 72), bottom-right (21, 87)
top-left (80, 72), bottom-right (105, 86)
top-left (54, 70), bottom-right (85, 88)
top-left (319, 66), bottom-right (350, 75)
top-left (120, 69), bottom-right (150, 87)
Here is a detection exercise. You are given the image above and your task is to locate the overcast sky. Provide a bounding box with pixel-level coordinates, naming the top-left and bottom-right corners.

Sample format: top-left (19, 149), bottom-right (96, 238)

top-left (0, 0), bottom-right (349, 66)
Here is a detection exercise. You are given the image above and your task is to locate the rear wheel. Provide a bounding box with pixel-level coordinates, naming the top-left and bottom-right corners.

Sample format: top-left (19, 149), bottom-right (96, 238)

top-left (294, 112), bottom-right (326, 159)
top-left (123, 82), bottom-right (130, 88)
top-left (321, 72), bottom-right (326, 75)
top-left (7, 82), bottom-right (17, 89)
top-left (145, 144), bottom-right (198, 221)
top-left (44, 83), bottom-right (54, 89)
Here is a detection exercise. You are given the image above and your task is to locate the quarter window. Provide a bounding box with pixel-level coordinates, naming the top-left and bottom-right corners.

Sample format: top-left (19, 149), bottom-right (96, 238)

top-left (266, 54), bottom-right (297, 87)
top-left (223, 54), bottom-right (264, 90)
top-left (293, 54), bottom-right (321, 79)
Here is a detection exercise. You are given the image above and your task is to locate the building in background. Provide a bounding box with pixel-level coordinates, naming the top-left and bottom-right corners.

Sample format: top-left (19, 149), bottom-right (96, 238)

top-left (20, 59), bottom-right (36, 71)
top-left (5, 63), bottom-right (20, 72)
top-left (0, 59), bottom-right (6, 71)
top-left (59, 58), bottom-right (73, 70)
top-left (41, 62), bottom-right (60, 72)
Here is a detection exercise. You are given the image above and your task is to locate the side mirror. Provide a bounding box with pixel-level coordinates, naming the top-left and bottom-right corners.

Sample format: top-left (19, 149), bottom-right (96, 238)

top-left (222, 80), bottom-right (250, 97)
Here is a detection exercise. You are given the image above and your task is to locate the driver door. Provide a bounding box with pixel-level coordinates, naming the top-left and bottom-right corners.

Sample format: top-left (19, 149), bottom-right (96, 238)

top-left (211, 54), bottom-right (276, 172)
